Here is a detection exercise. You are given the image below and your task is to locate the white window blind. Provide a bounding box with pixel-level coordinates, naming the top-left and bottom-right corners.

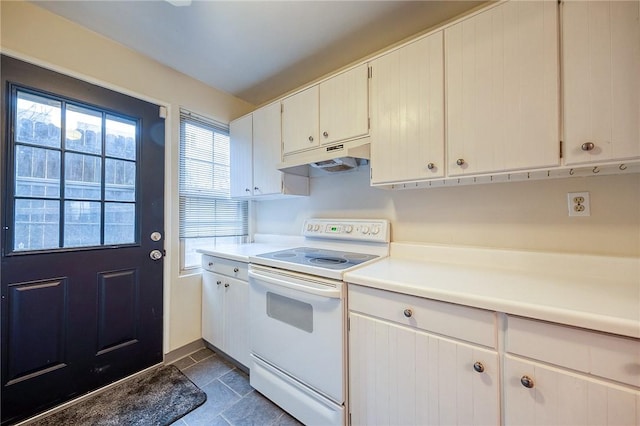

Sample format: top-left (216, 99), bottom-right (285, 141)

top-left (179, 109), bottom-right (248, 269)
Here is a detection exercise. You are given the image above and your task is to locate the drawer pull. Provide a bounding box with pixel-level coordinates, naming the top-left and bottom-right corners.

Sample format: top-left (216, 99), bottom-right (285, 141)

top-left (233, 267), bottom-right (239, 273)
top-left (216, 280), bottom-right (222, 286)
top-left (473, 362), bottom-right (485, 373)
top-left (403, 309), bottom-right (413, 318)
top-left (581, 142), bottom-right (595, 151)
top-left (224, 283), bottom-right (230, 288)
top-left (520, 375), bottom-right (534, 389)
top-left (208, 262), bottom-right (213, 267)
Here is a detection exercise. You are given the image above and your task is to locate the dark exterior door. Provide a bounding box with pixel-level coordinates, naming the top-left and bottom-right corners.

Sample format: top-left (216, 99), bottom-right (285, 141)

top-left (1, 55), bottom-right (165, 425)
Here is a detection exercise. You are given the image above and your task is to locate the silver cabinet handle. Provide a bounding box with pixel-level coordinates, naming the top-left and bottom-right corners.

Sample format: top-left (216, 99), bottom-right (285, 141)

top-left (456, 158), bottom-right (465, 166)
top-left (403, 309), bottom-right (413, 318)
top-left (216, 280), bottom-right (222, 286)
top-left (323, 131), bottom-right (329, 137)
top-left (427, 163), bottom-right (435, 170)
top-left (581, 142), bottom-right (595, 151)
top-left (473, 362), bottom-right (485, 373)
top-left (224, 283), bottom-right (230, 288)
top-left (233, 267), bottom-right (239, 273)
top-left (308, 136), bottom-right (314, 142)
top-left (520, 375), bottom-right (534, 388)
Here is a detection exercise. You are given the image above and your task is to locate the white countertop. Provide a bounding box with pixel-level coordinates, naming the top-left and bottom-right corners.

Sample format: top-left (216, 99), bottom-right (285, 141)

top-left (197, 234), bottom-right (304, 263)
top-left (344, 243), bottom-right (640, 339)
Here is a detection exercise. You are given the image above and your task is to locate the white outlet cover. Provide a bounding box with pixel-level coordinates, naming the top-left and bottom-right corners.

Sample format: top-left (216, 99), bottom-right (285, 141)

top-left (568, 191), bottom-right (590, 217)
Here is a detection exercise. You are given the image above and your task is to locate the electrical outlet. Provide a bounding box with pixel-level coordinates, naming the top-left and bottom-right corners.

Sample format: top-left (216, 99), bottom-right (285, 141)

top-left (568, 192), bottom-right (590, 217)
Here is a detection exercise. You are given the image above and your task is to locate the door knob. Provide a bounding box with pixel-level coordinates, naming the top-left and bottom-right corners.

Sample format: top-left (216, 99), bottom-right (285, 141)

top-left (149, 250), bottom-right (163, 261)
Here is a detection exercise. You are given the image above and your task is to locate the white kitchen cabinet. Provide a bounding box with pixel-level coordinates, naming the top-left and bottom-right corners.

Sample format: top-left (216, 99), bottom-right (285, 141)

top-left (504, 356), bottom-right (640, 426)
top-left (445, 0), bottom-right (560, 176)
top-left (282, 64), bottom-right (369, 156)
top-left (319, 63), bottom-right (369, 145)
top-left (230, 114), bottom-right (253, 198)
top-left (282, 86), bottom-right (319, 155)
top-left (201, 255), bottom-right (250, 368)
top-left (348, 285), bottom-right (499, 426)
top-left (562, 0), bottom-right (640, 165)
top-left (369, 31), bottom-right (445, 185)
top-left (230, 103), bottom-right (308, 199)
top-left (504, 315), bottom-right (640, 425)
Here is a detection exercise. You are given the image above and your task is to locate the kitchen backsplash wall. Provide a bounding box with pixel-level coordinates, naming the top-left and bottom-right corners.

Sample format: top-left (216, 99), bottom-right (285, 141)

top-left (255, 168), bottom-right (640, 257)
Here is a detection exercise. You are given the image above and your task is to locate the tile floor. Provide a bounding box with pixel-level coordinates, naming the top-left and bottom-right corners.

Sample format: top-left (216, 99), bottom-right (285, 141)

top-left (170, 348), bottom-right (302, 426)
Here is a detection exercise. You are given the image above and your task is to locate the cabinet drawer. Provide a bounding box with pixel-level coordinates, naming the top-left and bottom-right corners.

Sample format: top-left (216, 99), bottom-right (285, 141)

top-left (348, 284), bottom-right (496, 348)
top-left (201, 255), bottom-right (248, 280)
top-left (506, 316), bottom-right (640, 388)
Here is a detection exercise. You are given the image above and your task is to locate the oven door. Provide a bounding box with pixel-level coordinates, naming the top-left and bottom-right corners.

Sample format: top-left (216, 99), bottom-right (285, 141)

top-left (248, 264), bottom-right (344, 403)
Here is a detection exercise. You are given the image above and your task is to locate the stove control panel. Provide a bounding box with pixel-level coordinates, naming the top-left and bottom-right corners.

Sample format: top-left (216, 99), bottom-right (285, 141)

top-left (302, 219), bottom-right (390, 243)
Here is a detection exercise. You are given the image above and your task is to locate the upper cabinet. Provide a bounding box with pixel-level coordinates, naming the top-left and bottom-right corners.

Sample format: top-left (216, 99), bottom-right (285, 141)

top-left (230, 103), bottom-right (308, 199)
top-left (562, 0), bottom-right (640, 165)
top-left (281, 86), bottom-right (319, 155)
top-left (230, 114), bottom-right (253, 198)
top-left (370, 32), bottom-right (445, 185)
top-left (445, 1), bottom-right (560, 176)
top-left (319, 63), bottom-right (369, 145)
top-left (282, 64), bottom-right (369, 156)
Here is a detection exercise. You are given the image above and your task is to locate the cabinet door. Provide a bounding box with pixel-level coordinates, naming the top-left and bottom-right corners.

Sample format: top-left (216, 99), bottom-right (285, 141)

top-left (563, 0), bottom-right (640, 165)
top-left (504, 355), bottom-right (640, 426)
top-left (223, 277), bottom-right (249, 368)
top-left (229, 114), bottom-right (253, 197)
top-left (319, 63), bottom-right (369, 145)
top-left (252, 102), bottom-right (283, 196)
top-left (370, 32), bottom-right (445, 184)
top-left (202, 270), bottom-right (225, 349)
top-left (282, 86), bottom-right (319, 155)
top-left (446, 1), bottom-right (560, 176)
top-left (349, 313), bottom-right (499, 426)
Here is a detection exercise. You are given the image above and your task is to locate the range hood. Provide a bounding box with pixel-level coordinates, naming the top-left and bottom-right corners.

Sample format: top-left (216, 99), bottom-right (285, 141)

top-left (277, 137), bottom-right (370, 173)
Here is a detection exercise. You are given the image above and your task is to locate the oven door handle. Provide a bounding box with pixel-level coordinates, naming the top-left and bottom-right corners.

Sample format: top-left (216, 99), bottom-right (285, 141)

top-left (249, 270), bottom-right (341, 299)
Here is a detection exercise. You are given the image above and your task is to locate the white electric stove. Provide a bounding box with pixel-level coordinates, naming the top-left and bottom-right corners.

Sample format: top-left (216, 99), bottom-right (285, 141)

top-left (248, 218), bottom-right (390, 426)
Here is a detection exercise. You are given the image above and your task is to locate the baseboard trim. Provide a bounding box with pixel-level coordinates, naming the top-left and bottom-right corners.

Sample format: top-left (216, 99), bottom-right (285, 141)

top-left (163, 339), bottom-right (206, 364)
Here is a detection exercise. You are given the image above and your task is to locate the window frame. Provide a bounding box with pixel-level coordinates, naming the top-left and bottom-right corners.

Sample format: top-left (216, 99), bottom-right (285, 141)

top-left (4, 83), bottom-right (142, 256)
top-left (178, 109), bottom-right (248, 272)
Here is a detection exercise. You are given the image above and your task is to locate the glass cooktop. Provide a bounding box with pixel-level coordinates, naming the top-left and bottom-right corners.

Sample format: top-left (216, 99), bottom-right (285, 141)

top-left (255, 247), bottom-right (379, 270)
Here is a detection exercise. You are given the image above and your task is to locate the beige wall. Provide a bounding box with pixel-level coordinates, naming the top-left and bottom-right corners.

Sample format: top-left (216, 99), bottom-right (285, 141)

top-left (1, 0), bottom-right (254, 354)
top-left (255, 168), bottom-right (640, 257)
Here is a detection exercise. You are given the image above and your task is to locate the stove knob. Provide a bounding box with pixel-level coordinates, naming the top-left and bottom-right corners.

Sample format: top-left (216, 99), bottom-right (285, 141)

top-left (371, 226), bottom-right (380, 235)
top-left (306, 224), bottom-right (313, 231)
top-left (345, 225), bottom-right (353, 233)
top-left (362, 226), bottom-right (370, 234)
top-left (313, 225), bottom-right (320, 231)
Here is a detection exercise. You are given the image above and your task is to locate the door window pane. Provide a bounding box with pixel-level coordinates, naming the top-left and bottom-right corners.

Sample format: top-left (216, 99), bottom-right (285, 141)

top-left (16, 92), bottom-right (61, 148)
top-left (105, 159), bottom-right (135, 201)
top-left (65, 104), bottom-right (102, 154)
top-left (105, 203), bottom-right (135, 244)
top-left (14, 199), bottom-right (60, 251)
top-left (106, 116), bottom-right (136, 160)
top-left (15, 146), bottom-right (60, 198)
top-left (65, 153), bottom-right (102, 200)
top-left (64, 201), bottom-right (101, 247)
top-left (9, 88), bottom-right (140, 252)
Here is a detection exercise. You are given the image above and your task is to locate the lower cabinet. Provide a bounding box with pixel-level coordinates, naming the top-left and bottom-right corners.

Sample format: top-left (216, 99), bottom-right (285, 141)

top-left (202, 256), bottom-right (249, 368)
top-left (348, 285), bottom-right (499, 425)
top-left (504, 355), bottom-right (640, 426)
top-left (348, 285), bottom-right (640, 426)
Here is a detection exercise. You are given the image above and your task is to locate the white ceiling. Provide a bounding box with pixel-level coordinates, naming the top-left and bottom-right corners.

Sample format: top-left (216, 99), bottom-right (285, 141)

top-left (32, 1), bottom-right (484, 106)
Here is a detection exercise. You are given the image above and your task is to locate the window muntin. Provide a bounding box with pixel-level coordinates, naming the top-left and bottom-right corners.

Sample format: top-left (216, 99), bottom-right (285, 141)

top-left (8, 87), bottom-right (139, 252)
top-left (179, 109), bottom-right (248, 270)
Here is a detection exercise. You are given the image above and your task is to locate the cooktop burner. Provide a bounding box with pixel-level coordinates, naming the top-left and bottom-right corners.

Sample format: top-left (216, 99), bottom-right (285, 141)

top-left (256, 247), bottom-right (378, 271)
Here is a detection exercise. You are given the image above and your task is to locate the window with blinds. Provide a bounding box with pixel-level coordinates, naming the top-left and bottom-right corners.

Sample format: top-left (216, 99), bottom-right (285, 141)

top-left (179, 109), bottom-right (248, 270)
